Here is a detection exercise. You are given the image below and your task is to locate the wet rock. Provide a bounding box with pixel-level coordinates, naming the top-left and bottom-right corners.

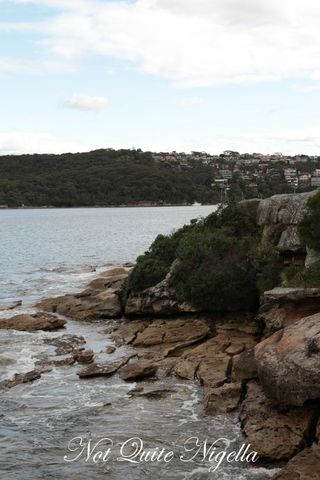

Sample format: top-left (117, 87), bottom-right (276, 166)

top-left (272, 444), bottom-right (320, 480)
top-left (38, 291), bottom-right (122, 320)
top-left (203, 382), bottom-right (242, 414)
top-left (174, 359), bottom-right (199, 380)
top-left (105, 346), bottom-right (116, 354)
top-left (0, 370), bottom-right (43, 389)
top-left (255, 313), bottom-right (320, 406)
top-left (128, 388), bottom-right (176, 400)
top-left (119, 360), bottom-right (158, 381)
top-left (231, 349), bottom-right (258, 382)
top-left (73, 349), bottom-right (94, 364)
top-left (51, 356), bottom-right (75, 367)
top-left (240, 381), bottom-right (316, 461)
top-left (45, 335), bottom-right (86, 355)
top-left (78, 359), bottom-right (128, 378)
top-left (0, 300), bottom-right (22, 311)
top-left (38, 268), bottom-right (129, 320)
top-left (0, 312), bottom-right (66, 332)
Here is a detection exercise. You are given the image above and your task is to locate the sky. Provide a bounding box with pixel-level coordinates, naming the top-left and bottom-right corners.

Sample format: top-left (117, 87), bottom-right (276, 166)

top-left (2, 0), bottom-right (320, 155)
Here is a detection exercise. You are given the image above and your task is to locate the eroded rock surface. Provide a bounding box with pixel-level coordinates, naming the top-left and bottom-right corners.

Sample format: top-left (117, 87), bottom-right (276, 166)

top-left (240, 381), bottom-right (317, 461)
top-left (255, 313), bottom-right (320, 406)
top-left (272, 444), bottom-right (320, 480)
top-left (0, 313), bottom-right (66, 332)
top-left (38, 268), bottom-right (129, 320)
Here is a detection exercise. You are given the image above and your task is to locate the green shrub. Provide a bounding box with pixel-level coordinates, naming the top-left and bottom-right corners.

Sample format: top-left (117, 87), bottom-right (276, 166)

top-left (171, 228), bottom-right (259, 312)
top-left (285, 261), bottom-right (320, 288)
top-left (281, 264), bottom-right (303, 286)
top-left (129, 202), bottom-right (282, 311)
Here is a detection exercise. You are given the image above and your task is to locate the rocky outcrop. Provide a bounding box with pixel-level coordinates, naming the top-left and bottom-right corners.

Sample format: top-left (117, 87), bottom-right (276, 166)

top-left (204, 382), bottom-right (242, 414)
top-left (0, 312), bottom-right (66, 332)
top-left (240, 381), bottom-right (317, 461)
top-left (119, 361), bottom-right (158, 381)
top-left (272, 444), bottom-right (320, 480)
top-left (174, 316), bottom-right (259, 388)
top-left (255, 313), bottom-right (320, 407)
top-left (258, 288), bottom-right (320, 336)
top-left (38, 268), bottom-right (129, 320)
top-left (305, 248), bottom-right (320, 269)
top-left (125, 276), bottom-right (197, 316)
top-left (240, 190), bottom-right (318, 255)
top-left (78, 356), bottom-right (133, 378)
top-left (231, 349), bottom-right (258, 382)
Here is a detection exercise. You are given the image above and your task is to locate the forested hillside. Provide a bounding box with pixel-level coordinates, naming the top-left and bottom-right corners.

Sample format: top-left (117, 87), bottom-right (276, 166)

top-left (0, 149), bottom-right (219, 207)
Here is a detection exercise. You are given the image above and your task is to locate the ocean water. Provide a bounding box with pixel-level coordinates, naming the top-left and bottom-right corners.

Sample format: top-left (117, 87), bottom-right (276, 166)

top-left (0, 206), bottom-right (279, 479)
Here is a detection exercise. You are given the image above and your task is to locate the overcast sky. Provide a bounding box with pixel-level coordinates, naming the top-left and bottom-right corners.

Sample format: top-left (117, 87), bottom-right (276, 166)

top-left (2, 0), bottom-right (320, 155)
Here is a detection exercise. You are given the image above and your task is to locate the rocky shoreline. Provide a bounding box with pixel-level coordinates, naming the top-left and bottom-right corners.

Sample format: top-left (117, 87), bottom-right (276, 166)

top-left (1, 190), bottom-right (320, 478)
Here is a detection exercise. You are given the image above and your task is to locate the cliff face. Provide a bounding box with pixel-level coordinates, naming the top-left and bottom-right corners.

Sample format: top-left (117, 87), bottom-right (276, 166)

top-left (241, 190), bottom-right (318, 255)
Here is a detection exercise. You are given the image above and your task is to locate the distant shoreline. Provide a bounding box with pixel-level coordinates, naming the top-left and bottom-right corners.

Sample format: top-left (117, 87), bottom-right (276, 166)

top-left (0, 203), bottom-right (218, 210)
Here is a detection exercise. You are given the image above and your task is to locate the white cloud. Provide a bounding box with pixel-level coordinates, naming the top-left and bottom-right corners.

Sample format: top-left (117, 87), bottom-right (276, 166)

top-left (4, 0), bottom-right (320, 86)
top-left (0, 131), bottom-right (89, 154)
top-left (177, 96), bottom-right (203, 107)
top-left (64, 93), bottom-right (108, 111)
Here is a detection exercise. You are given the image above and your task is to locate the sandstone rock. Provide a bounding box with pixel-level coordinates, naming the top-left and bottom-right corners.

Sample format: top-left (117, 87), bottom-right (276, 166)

top-left (0, 312), bottom-right (66, 332)
top-left (51, 356), bottom-right (75, 367)
top-left (45, 335), bottom-right (86, 355)
top-left (105, 346), bottom-right (116, 354)
top-left (197, 354), bottom-right (230, 388)
top-left (255, 313), bottom-right (320, 406)
top-left (74, 349), bottom-right (94, 364)
top-left (174, 359), bottom-right (199, 380)
top-left (272, 444), bottom-right (320, 480)
top-left (38, 268), bottom-right (129, 320)
top-left (133, 389), bottom-right (175, 400)
top-left (277, 226), bottom-right (303, 252)
top-left (125, 276), bottom-right (197, 316)
top-left (132, 318), bottom-right (210, 347)
top-left (257, 298), bottom-right (320, 336)
top-left (240, 381), bottom-right (316, 461)
top-left (241, 191), bottom-right (318, 254)
top-left (305, 248), bottom-right (320, 269)
top-left (78, 358), bottom-right (130, 378)
top-left (0, 300), bottom-right (22, 311)
top-left (38, 290), bottom-right (122, 320)
top-left (0, 370), bottom-right (42, 389)
top-left (204, 382), bottom-right (242, 414)
top-left (257, 191), bottom-right (316, 227)
top-left (263, 287), bottom-right (320, 302)
top-left (111, 320), bottom-right (150, 346)
top-left (231, 349), bottom-right (258, 382)
top-left (119, 361), bottom-right (158, 381)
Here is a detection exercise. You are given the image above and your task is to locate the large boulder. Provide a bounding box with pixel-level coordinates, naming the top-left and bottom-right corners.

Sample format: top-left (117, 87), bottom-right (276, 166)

top-left (240, 191), bottom-right (318, 254)
top-left (272, 444), bottom-right (320, 480)
top-left (240, 381), bottom-right (317, 461)
top-left (255, 313), bottom-right (320, 406)
top-left (0, 312), bottom-right (66, 332)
